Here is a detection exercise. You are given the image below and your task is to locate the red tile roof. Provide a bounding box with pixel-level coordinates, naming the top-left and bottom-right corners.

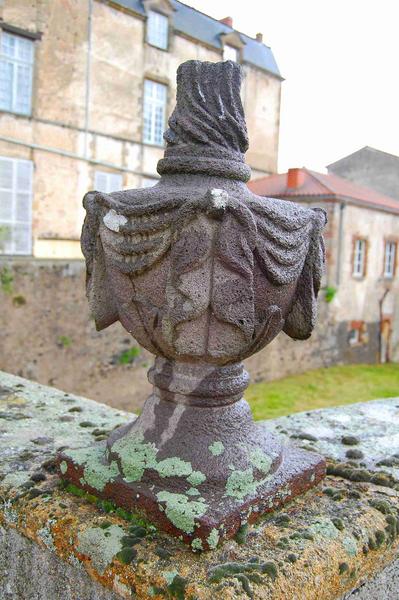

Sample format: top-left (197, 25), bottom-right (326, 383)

top-left (248, 168), bottom-right (399, 215)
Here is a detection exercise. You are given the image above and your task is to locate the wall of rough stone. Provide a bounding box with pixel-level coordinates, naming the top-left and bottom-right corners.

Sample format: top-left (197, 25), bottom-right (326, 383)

top-left (0, 258), bottom-right (385, 413)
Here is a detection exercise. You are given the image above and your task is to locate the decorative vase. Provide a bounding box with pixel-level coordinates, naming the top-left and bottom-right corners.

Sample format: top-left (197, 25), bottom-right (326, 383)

top-left (59, 60), bottom-right (327, 550)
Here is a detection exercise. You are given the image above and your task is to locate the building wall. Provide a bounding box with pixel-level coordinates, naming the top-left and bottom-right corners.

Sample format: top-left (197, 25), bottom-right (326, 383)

top-left (328, 148), bottom-right (399, 202)
top-left (0, 0), bottom-right (282, 259)
top-left (0, 258), bottom-right (376, 414)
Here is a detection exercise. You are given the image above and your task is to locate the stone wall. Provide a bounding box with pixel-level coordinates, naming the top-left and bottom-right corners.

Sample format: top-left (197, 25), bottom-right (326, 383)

top-left (1, 371), bottom-right (399, 599)
top-left (0, 258), bottom-right (384, 413)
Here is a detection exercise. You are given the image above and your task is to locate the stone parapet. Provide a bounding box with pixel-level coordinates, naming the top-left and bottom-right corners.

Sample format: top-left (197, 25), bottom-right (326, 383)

top-left (1, 371), bottom-right (398, 599)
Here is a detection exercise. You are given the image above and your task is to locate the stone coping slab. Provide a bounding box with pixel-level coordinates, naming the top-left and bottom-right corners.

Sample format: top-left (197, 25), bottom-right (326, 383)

top-left (1, 370), bottom-right (399, 599)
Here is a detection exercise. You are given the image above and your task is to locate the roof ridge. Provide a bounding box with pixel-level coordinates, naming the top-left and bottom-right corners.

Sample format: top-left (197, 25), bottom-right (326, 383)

top-left (303, 168), bottom-right (333, 194)
top-left (174, 0), bottom-right (271, 47)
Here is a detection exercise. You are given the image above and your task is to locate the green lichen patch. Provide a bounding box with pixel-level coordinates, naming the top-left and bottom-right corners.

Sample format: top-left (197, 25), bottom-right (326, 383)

top-left (191, 538), bottom-right (203, 551)
top-left (187, 471), bottom-right (206, 486)
top-left (309, 519), bottom-right (339, 540)
top-left (343, 536), bottom-right (358, 557)
top-left (76, 524), bottom-right (125, 574)
top-left (156, 457), bottom-right (193, 478)
top-left (225, 469), bottom-right (257, 501)
top-left (111, 432), bottom-right (157, 483)
top-left (156, 491), bottom-right (207, 534)
top-left (207, 528), bottom-right (220, 549)
top-left (65, 446), bottom-right (119, 492)
top-left (60, 461), bottom-right (68, 475)
top-left (250, 448), bottom-right (272, 474)
top-left (186, 487), bottom-right (200, 496)
top-left (208, 441), bottom-right (225, 456)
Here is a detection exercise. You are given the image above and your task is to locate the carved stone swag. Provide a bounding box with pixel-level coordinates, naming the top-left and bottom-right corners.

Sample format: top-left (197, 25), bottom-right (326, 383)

top-left (58, 60), bottom-right (327, 550)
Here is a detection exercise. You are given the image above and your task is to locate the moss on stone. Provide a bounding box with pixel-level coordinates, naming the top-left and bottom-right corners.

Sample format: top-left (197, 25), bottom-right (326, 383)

top-left (235, 523), bottom-right (249, 545)
top-left (115, 547), bottom-right (137, 564)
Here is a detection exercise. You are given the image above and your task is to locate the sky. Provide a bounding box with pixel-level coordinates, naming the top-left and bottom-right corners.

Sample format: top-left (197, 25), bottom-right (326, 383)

top-left (183, 0), bottom-right (399, 173)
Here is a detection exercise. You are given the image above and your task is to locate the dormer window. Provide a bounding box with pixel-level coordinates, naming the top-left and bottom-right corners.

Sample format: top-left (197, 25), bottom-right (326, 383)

top-left (147, 10), bottom-right (168, 50)
top-left (223, 44), bottom-right (238, 62)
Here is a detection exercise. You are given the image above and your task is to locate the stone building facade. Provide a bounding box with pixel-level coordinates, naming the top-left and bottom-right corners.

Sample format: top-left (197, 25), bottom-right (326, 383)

top-left (249, 168), bottom-right (399, 364)
top-left (0, 0), bottom-right (282, 259)
top-left (328, 146), bottom-right (399, 202)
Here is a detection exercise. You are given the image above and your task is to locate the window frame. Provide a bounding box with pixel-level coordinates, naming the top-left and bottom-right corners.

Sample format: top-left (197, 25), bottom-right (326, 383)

top-left (223, 44), bottom-right (239, 62)
top-left (0, 156), bottom-right (33, 256)
top-left (0, 30), bottom-right (34, 116)
top-left (94, 171), bottom-right (123, 194)
top-left (383, 240), bottom-right (397, 279)
top-left (352, 237), bottom-right (367, 279)
top-left (146, 10), bottom-right (169, 50)
top-left (142, 78), bottom-right (167, 146)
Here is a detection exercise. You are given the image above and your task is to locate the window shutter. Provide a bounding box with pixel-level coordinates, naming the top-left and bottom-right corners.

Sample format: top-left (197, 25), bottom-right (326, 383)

top-left (0, 157), bottom-right (33, 255)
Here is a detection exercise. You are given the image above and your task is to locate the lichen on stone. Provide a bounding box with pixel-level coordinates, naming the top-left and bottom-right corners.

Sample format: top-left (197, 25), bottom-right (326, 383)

top-left (76, 524), bottom-right (125, 574)
top-left (156, 457), bottom-right (193, 478)
top-left (207, 528), bottom-right (220, 549)
top-left (60, 461), bottom-right (68, 475)
top-left (191, 537), bottom-right (203, 551)
top-left (250, 448), bottom-right (272, 474)
top-left (111, 432), bottom-right (157, 483)
top-left (208, 441), bottom-right (225, 456)
top-left (187, 470), bottom-right (206, 486)
top-left (66, 446), bottom-right (119, 492)
top-left (343, 536), bottom-right (358, 556)
top-left (225, 468), bottom-right (258, 501)
top-left (156, 491), bottom-right (207, 533)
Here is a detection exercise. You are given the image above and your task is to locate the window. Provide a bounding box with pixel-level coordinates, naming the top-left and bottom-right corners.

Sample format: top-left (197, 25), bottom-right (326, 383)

top-left (348, 328), bottom-right (360, 346)
top-left (0, 157), bottom-right (33, 255)
top-left (352, 238), bottom-right (367, 278)
top-left (223, 44), bottom-right (238, 62)
top-left (94, 171), bottom-right (123, 193)
top-left (143, 79), bottom-right (167, 146)
top-left (384, 241), bottom-right (396, 278)
top-left (348, 321), bottom-right (367, 346)
top-left (146, 10), bottom-right (168, 50)
top-left (0, 31), bottom-right (34, 115)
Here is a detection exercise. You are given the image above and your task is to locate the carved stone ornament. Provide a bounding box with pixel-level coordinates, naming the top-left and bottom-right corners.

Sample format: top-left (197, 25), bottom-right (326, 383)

top-left (58, 61), bottom-right (327, 550)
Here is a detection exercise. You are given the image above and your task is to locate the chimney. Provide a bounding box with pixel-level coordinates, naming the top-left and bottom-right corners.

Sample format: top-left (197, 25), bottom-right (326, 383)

top-left (256, 33), bottom-right (263, 43)
top-left (287, 168), bottom-right (305, 189)
top-left (220, 16), bottom-right (233, 28)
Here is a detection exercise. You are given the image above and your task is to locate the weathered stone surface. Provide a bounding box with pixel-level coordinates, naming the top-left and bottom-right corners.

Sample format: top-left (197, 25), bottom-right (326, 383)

top-left (2, 372), bottom-right (399, 599)
top-left (60, 60), bottom-right (327, 546)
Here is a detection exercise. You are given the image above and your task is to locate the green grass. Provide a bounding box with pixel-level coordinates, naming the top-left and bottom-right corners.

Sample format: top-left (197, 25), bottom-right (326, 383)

top-left (246, 364), bottom-right (399, 421)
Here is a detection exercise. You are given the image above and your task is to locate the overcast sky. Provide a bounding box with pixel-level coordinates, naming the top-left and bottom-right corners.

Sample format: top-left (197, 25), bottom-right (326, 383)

top-left (184, 0), bottom-right (399, 173)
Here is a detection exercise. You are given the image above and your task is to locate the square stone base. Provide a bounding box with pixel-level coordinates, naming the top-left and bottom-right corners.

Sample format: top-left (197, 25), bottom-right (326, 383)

top-left (58, 444), bottom-right (325, 550)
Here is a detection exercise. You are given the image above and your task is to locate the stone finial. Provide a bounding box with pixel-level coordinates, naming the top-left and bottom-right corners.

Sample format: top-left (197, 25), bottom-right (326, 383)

top-left (59, 60), bottom-right (327, 550)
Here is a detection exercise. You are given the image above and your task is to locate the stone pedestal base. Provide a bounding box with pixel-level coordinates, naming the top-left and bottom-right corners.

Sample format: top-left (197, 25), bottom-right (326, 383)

top-left (58, 359), bottom-right (325, 549)
top-left (59, 438), bottom-right (324, 550)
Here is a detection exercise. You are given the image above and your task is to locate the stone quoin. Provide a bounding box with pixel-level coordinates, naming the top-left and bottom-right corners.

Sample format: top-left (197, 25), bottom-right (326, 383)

top-left (58, 60), bottom-right (327, 550)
